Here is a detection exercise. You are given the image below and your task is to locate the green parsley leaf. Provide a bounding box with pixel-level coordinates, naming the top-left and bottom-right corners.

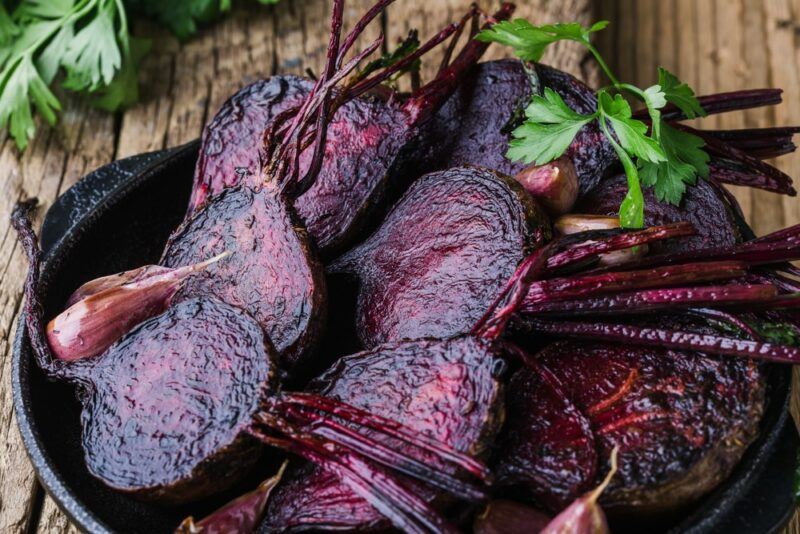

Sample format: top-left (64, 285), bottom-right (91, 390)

top-left (658, 67), bottom-right (706, 119)
top-left (0, 54), bottom-right (61, 150)
top-left (92, 36), bottom-right (150, 111)
top-left (598, 91), bottom-right (665, 163)
top-left (125, 0), bottom-right (228, 42)
top-left (61, 0), bottom-right (124, 91)
top-left (476, 19), bottom-right (607, 62)
top-left (639, 122), bottom-right (708, 204)
top-left (0, 4), bottom-right (20, 46)
top-left (506, 87), bottom-right (595, 165)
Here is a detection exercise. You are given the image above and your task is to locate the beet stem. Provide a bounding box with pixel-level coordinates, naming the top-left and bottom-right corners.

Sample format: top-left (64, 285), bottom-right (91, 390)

top-left (402, 2), bottom-right (516, 123)
top-left (687, 308), bottom-right (762, 340)
top-left (437, 4), bottom-right (478, 73)
top-left (526, 318), bottom-right (800, 363)
top-left (282, 392), bottom-right (490, 480)
top-left (252, 415), bottom-right (457, 534)
top-left (632, 88), bottom-right (783, 121)
top-left (10, 200), bottom-right (71, 380)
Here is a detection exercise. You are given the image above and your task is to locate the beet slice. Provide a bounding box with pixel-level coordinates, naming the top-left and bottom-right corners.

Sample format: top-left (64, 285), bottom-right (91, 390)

top-left (534, 339), bottom-right (765, 515)
top-left (161, 185), bottom-right (326, 378)
top-left (187, 5), bottom-right (516, 257)
top-left (330, 166), bottom-right (549, 348)
top-left (418, 59), bottom-right (616, 195)
top-left (77, 297), bottom-right (276, 503)
top-left (575, 173), bottom-right (741, 253)
top-left (263, 336), bottom-right (505, 531)
top-left (494, 362), bottom-right (598, 511)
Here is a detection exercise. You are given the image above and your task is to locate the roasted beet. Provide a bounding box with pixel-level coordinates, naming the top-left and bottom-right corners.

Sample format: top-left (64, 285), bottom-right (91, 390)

top-left (418, 59), bottom-right (616, 195)
top-left (161, 186), bottom-right (326, 378)
top-left (531, 340), bottom-right (765, 515)
top-left (263, 336), bottom-right (505, 531)
top-left (494, 362), bottom-right (597, 511)
top-left (330, 166), bottom-right (549, 348)
top-left (576, 173), bottom-right (741, 253)
top-left (77, 297), bottom-right (276, 503)
top-left (188, 5), bottom-right (516, 257)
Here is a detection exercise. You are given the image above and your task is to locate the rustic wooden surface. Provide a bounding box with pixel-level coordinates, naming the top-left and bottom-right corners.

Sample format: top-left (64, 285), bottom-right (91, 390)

top-left (0, 0), bottom-right (798, 532)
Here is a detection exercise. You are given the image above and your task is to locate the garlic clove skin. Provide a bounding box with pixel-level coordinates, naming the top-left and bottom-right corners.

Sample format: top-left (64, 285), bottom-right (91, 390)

top-left (514, 157), bottom-right (579, 216)
top-left (47, 252), bottom-right (229, 362)
top-left (474, 500), bottom-right (551, 534)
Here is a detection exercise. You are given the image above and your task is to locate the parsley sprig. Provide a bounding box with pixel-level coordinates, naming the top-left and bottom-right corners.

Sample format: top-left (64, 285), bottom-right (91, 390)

top-left (0, 0), bottom-right (278, 151)
top-left (476, 20), bottom-right (709, 228)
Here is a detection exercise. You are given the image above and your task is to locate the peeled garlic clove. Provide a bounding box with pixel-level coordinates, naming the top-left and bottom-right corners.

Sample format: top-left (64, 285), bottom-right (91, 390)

top-left (554, 214), bottom-right (648, 267)
top-left (514, 157), bottom-right (579, 215)
top-left (176, 462), bottom-right (286, 534)
top-left (47, 252), bottom-right (229, 362)
top-left (539, 448), bottom-right (619, 534)
top-left (474, 500), bottom-right (551, 534)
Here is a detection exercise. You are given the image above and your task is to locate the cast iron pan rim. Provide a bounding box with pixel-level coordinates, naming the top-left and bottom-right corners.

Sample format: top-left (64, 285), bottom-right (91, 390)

top-left (9, 139), bottom-right (797, 533)
top-left (11, 141), bottom-right (198, 534)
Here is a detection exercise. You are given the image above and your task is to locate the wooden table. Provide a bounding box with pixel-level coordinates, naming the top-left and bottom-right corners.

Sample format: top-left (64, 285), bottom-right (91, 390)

top-left (0, 0), bottom-right (797, 531)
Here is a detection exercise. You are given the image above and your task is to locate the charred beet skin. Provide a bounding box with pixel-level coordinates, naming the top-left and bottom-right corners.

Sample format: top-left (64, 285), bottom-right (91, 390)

top-left (576, 173), bottom-right (741, 253)
top-left (494, 362), bottom-right (597, 512)
top-left (77, 297), bottom-right (277, 504)
top-left (329, 166), bottom-right (549, 349)
top-left (188, 5), bottom-right (516, 257)
top-left (161, 185), bottom-right (326, 379)
top-left (419, 59), bottom-right (616, 195)
top-left (263, 336), bottom-right (505, 531)
top-left (507, 340), bottom-right (765, 515)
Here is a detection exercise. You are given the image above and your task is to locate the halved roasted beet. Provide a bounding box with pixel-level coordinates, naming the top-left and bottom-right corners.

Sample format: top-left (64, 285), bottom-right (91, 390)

top-left (494, 363), bottom-right (597, 511)
top-left (262, 336), bottom-right (505, 531)
top-left (161, 185), bottom-right (326, 379)
top-left (576, 173), bottom-right (741, 253)
top-left (330, 166), bottom-right (549, 348)
top-left (418, 59), bottom-right (616, 195)
top-left (76, 297), bottom-right (277, 504)
top-left (533, 339), bottom-right (765, 515)
top-left (188, 5), bottom-right (516, 257)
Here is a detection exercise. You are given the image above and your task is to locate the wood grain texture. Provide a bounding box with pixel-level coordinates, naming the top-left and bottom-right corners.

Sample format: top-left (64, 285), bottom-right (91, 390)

top-left (0, 1), bottom-right (592, 532)
top-left (595, 1), bottom-right (800, 530)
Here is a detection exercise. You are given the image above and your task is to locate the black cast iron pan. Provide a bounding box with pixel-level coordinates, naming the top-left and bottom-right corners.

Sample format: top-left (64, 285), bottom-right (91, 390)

top-left (11, 141), bottom-right (800, 533)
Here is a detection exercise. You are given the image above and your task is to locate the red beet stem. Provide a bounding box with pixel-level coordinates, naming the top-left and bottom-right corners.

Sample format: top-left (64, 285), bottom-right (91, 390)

top-left (524, 284), bottom-right (779, 316)
top-left (633, 88), bottom-right (783, 121)
top-left (347, 23), bottom-right (460, 100)
top-left (337, 0), bottom-right (395, 66)
top-left (296, 413), bottom-right (488, 500)
top-left (709, 160), bottom-right (794, 194)
top-left (749, 223), bottom-right (800, 245)
top-left (402, 2), bottom-right (516, 123)
top-left (253, 418), bottom-right (456, 534)
top-left (701, 127), bottom-right (800, 159)
top-left (10, 200), bottom-right (74, 380)
top-left (525, 318), bottom-right (800, 363)
top-left (472, 244), bottom-right (555, 341)
top-left (438, 4), bottom-right (479, 73)
top-left (283, 392), bottom-right (490, 481)
top-left (676, 123), bottom-right (797, 195)
top-left (687, 308), bottom-right (762, 340)
top-left (545, 222), bottom-right (696, 273)
top-left (523, 261), bottom-right (748, 309)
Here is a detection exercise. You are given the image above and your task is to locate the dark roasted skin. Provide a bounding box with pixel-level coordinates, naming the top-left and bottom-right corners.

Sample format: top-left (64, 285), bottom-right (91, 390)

top-left (188, 75), bottom-right (414, 257)
top-left (76, 298), bottom-right (276, 504)
top-left (576, 173), bottom-right (741, 253)
top-left (189, 76), bottom-right (311, 212)
top-left (418, 59), bottom-right (616, 195)
top-left (187, 6), bottom-right (517, 258)
top-left (262, 336), bottom-right (505, 531)
top-left (516, 339), bottom-right (764, 515)
top-left (494, 363), bottom-right (597, 511)
top-left (161, 185), bottom-right (326, 380)
top-left (330, 166), bottom-right (549, 349)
